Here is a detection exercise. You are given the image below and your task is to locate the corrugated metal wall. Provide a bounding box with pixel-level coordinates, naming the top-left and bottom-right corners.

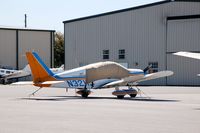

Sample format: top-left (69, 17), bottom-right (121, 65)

top-left (0, 28), bottom-right (54, 70)
top-left (64, 1), bottom-right (200, 85)
top-left (167, 19), bottom-right (200, 85)
top-left (18, 31), bottom-right (51, 69)
top-left (167, 19), bottom-right (200, 52)
top-left (0, 29), bottom-right (16, 68)
top-left (65, 4), bottom-right (167, 71)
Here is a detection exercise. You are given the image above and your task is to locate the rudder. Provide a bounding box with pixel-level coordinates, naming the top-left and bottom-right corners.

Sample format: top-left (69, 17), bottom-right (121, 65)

top-left (26, 52), bottom-right (56, 83)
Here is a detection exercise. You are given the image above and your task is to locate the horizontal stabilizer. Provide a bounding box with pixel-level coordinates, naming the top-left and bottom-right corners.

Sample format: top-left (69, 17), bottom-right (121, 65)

top-left (37, 81), bottom-right (65, 85)
top-left (12, 81), bottom-right (34, 85)
top-left (12, 81), bottom-right (65, 85)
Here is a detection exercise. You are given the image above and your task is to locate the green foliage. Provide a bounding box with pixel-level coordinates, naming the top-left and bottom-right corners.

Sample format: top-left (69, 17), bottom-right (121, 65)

top-left (54, 32), bottom-right (64, 67)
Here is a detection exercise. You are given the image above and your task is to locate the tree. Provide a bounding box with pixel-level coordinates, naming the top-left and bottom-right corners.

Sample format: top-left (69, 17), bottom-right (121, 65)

top-left (54, 32), bottom-right (64, 67)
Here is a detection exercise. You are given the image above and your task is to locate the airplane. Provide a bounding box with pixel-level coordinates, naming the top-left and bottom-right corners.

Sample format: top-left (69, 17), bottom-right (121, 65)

top-left (173, 51), bottom-right (200, 76)
top-left (14, 52), bottom-right (173, 99)
top-left (173, 51), bottom-right (200, 60)
top-left (0, 65), bottom-right (31, 84)
top-left (0, 64), bottom-right (64, 84)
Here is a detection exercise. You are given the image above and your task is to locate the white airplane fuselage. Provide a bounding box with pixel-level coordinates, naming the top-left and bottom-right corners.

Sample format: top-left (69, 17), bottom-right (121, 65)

top-left (47, 62), bottom-right (144, 89)
top-left (0, 68), bottom-right (16, 77)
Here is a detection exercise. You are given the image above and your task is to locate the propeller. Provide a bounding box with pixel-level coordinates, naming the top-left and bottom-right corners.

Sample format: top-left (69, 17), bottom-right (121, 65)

top-left (143, 64), bottom-right (152, 73)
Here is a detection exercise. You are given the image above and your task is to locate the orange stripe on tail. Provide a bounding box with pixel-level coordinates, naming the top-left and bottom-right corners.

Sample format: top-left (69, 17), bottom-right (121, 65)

top-left (26, 52), bottom-right (56, 84)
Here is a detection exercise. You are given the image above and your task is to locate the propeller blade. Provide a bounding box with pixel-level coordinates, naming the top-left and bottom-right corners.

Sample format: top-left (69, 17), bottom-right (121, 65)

top-left (143, 64), bottom-right (152, 73)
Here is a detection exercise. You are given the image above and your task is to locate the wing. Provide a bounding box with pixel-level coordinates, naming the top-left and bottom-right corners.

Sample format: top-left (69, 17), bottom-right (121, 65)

top-left (173, 51), bottom-right (200, 60)
top-left (136, 71), bottom-right (173, 82)
top-left (102, 71), bottom-right (173, 88)
top-left (102, 75), bottom-right (144, 88)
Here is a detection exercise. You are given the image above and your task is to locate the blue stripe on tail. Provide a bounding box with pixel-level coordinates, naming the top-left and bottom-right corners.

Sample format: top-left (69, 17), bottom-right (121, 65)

top-left (32, 52), bottom-right (54, 77)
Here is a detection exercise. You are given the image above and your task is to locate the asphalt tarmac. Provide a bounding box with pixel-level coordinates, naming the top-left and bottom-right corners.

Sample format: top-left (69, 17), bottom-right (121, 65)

top-left (0, 85), bottom-right (200, 133)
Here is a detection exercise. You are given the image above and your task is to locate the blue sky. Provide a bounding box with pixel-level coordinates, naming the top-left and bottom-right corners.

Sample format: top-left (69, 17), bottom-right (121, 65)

top-left (0, 0), bottom-right (162, 32)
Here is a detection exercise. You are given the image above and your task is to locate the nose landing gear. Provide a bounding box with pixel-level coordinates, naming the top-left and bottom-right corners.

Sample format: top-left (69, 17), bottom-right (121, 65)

top-left (76, 89), bottom-right (92, 98)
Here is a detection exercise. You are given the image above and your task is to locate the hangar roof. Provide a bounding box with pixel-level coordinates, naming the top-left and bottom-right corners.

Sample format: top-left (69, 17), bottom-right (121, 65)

top-left (0, 26), bottom-right (55, 32)
top-left (63, 0), bottom-right (199, 24)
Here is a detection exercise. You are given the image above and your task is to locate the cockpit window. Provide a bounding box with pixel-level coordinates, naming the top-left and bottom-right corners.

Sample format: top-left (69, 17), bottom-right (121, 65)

top-left (1, 70), bottom-right (4, 73)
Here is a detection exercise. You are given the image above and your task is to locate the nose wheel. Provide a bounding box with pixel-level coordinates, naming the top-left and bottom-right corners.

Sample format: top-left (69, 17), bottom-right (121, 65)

top-left (81, 91), bottom-right (90, 98)
top-left (76, 89), bottom-right (91, 98)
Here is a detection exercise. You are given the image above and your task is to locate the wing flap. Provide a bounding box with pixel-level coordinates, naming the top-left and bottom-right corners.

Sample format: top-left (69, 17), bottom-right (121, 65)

top-left (103, 75), bottom-right (144, 88)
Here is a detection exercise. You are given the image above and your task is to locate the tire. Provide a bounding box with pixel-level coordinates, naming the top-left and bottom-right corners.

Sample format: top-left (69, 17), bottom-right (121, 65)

top-left (129, 94), bottom-right (137, 98)
top-left (117, 95), bottom-right (124, 99)
top-left (1, 79), bottom-right (5, 85)
top-left (81, 93), bottom-right (89, 98)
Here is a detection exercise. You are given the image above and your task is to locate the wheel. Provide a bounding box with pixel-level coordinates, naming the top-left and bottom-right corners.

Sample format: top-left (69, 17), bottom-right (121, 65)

top-left (117, 95), bottom-right (124, 99)
top-left (81, 92), bottom-right (89, 98)
top-left (0, 79), bottom-right (5, 85)
top-left (129, 94), bottom-right (137, 98)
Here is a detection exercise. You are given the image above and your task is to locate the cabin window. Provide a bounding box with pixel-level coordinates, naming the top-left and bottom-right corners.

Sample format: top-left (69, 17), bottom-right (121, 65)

top-left (6, 71), bottom-right (11, 74)
top-left (103, 50), bottom-right (109, 59)
top-left (148, 62), bottom-right (158, 73)
top-left (118, 49), bottom-right (125, 59)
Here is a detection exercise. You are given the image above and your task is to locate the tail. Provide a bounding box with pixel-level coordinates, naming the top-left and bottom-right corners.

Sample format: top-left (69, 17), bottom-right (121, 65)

top-left (26, 52), bottom-right (56, 83)
top-left (22, 64), bottom-right (31, 74)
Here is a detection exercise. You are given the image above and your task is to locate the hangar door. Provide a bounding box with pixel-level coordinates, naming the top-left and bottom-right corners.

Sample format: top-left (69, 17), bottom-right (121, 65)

top-left (167, 18), bottom-right (200, 85)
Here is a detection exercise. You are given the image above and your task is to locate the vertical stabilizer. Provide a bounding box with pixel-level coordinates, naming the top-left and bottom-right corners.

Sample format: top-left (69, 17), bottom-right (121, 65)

top-left (26, 52), bottom-right (56, 83)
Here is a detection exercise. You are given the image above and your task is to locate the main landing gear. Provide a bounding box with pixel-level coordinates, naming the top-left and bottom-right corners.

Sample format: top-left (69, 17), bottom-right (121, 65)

top-left (112, 86), bottom-right (138, 99)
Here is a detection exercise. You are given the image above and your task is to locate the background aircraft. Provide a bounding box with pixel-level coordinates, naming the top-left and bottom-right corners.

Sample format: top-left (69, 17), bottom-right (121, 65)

top-left (0, 65), bottom-right (30, 84)
top-left (173, 51), bottom-right (200, 60)
top-left (15, 52), bottom-right (173, 99)
top-left (173, 51), bottom-right (200, 76)
top-left (0, 64), bottom-right (64, 84)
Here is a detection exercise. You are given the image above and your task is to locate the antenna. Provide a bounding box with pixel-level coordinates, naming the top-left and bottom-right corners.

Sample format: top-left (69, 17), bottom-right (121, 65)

top-left (24, 14), bottom-right (27, 28)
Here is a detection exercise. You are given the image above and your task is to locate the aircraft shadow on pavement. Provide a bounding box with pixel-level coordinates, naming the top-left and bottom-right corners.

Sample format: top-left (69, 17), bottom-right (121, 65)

top-left (18, 95), bottom-right (179, 102)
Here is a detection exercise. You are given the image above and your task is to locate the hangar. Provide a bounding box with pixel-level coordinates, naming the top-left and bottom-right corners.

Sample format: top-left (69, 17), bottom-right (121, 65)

top-left (0, 27), bottom-right (55, 70)
top-left (63, 0), bottom-right (200, 86)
